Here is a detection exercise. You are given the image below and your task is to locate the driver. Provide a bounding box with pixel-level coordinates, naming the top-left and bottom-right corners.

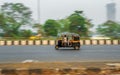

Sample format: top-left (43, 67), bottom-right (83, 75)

top-left (63, 35), bottom-right (68, 46)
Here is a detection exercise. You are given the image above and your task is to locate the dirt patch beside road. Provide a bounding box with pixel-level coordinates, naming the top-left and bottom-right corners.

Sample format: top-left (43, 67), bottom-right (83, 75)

top-left (0, 62), bottom-right (120, 75)
top-left (0, 62), bottom-right (108, 69)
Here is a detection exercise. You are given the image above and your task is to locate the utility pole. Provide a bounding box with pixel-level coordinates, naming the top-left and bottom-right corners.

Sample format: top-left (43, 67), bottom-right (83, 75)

top-left (37, 0), bottom-right (40, 23)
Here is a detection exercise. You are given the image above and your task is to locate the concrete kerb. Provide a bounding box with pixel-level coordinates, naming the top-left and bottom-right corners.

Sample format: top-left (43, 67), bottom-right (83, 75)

top-left (0, 40), bottom-right (120, 46)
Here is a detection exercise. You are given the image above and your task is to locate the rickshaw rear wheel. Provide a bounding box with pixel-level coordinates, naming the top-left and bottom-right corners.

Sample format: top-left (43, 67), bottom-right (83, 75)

top-left (74, 46), bottom-right (80, 50)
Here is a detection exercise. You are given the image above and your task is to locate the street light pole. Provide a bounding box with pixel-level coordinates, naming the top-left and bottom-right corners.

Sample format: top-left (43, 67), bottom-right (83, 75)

top-left (37, 0), bottom-right (40, 23)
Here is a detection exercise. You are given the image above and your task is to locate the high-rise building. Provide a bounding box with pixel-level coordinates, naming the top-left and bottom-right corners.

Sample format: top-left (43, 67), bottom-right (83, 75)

top-left (106, 2), bottom-right (116, 21)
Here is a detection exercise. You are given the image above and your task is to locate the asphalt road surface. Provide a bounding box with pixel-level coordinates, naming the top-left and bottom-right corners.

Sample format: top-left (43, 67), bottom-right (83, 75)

top-left (0, 45), bottom-right (120, 63)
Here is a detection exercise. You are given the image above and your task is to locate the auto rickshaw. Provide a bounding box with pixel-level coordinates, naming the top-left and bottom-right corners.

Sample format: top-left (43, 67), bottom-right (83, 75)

top-left (55, 33), bottom-right (81, 50)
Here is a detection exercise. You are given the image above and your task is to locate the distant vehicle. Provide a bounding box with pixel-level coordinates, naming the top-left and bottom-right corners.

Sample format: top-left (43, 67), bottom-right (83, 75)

top-left (90, 36), bottom-right (110, 39)
top-left (55, 33), bottom-right (81, 50)
top-left (91, 35), bottom-right (110, 39)
top-left (29, 34), bottom-right (41, 40)
top-left (29, 36), bottom-right (40, 40)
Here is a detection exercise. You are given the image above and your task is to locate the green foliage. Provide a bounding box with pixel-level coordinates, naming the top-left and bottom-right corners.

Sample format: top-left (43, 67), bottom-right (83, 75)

top-left (0, 3), bottom-right (32, 37)
top-left (68, 10), bottom-right (92, 37)
top-left (0, 13), bottom-right (5, 27)
top-left (57, 19), bottom-right (70, 32)
top-left (42, 10), bottom-right (93, 37)
top-left (1, 3), bottom-right (32, 24)
top-left (0, 13), bottom-right (20, 37)
top-left (97, 20), bottom-right (120, 38)
top-left (43, 19), bottom-right (60, 36)
top-left (33, 23), bottom-right (45, 36)
top-left (20, 30), bottom-right (32, 37)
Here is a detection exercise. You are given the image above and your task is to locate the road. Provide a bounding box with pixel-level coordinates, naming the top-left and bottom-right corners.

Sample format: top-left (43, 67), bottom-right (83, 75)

top-left (0, 45), bottom-right (120, 63)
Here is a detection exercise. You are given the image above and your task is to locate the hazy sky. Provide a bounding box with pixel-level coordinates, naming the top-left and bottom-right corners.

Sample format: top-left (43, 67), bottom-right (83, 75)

top-left (0, 0), bottom-right (120, 25)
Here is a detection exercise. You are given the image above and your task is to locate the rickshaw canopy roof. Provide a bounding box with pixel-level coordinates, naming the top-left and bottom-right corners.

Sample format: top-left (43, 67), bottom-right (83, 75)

top-left (58, 32), bottom-right (79, 37)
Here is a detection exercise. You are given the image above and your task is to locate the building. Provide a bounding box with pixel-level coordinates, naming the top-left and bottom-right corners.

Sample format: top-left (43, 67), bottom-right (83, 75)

top-left (106, 2), bottom-right (116, 21)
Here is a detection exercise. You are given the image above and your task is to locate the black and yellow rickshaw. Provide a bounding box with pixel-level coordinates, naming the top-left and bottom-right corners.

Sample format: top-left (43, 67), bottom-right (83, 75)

top-left (55, 33), bottom-right (81, 50)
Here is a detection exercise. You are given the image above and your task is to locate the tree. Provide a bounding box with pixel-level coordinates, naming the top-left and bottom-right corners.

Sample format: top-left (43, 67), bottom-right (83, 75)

top-left (57, 19), bottom-right (70, 32)
top-left (0, 3), bottom-right (32, 37)
top-left (20, 30), bottom-right (32, 37)
top-left (0, 13), bottom-right (5, 30)
top-left (43, 19), bottom-right (60, 36)
top-left (33, 23), bottom-right (45, 36)
top-left (68, 10), bottom-right (93, 37)
top-left (97, 20), bottom-right (120, 38)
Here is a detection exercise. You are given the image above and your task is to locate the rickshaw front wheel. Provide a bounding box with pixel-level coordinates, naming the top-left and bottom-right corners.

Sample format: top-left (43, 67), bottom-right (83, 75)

top-left (55, 45), bottom-right (59, 50)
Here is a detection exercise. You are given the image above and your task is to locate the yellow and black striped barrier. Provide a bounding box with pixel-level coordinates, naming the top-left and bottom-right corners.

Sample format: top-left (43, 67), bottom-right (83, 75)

top-left (0, 40), bottom-right (120, 46)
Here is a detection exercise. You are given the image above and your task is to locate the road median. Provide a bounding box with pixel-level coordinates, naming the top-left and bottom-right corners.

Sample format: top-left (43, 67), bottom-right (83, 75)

top-left (0, 40), bottom-right (120, 46)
